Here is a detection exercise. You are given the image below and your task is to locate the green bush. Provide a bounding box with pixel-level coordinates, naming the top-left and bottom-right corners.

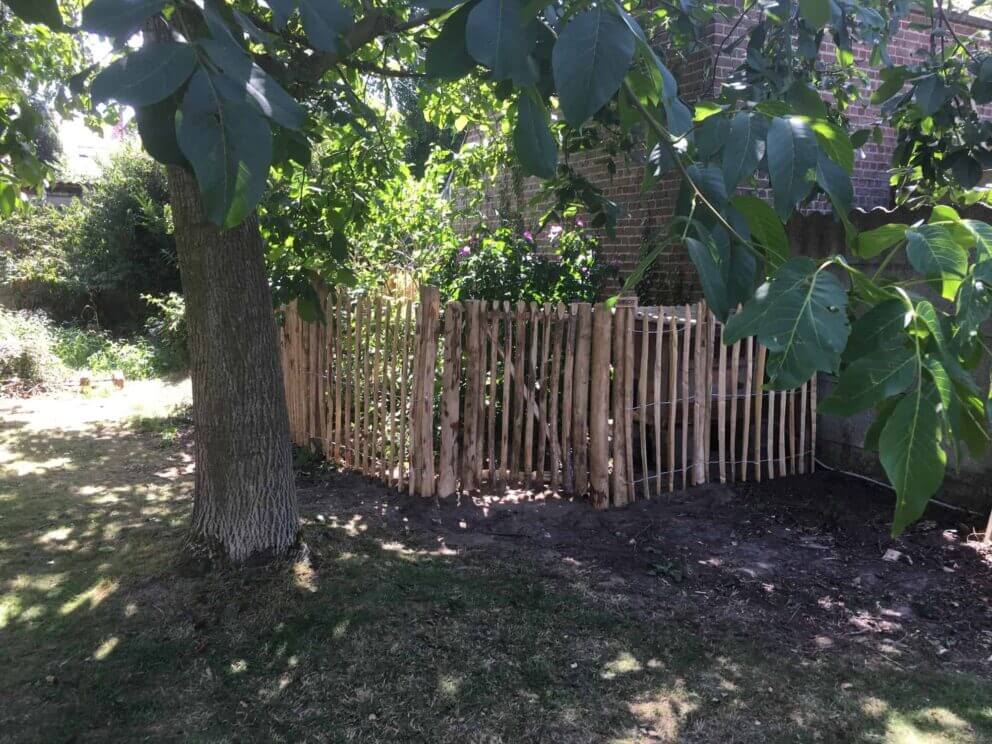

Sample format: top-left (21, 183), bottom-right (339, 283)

top-left (0, 148), bottom-right (178, 333)
top-left (142, 292), bottom-right (188, 371)
top-left (0, 308), bottom-right (64, 381)
top-left (427, 224), bottom-right (615, 304)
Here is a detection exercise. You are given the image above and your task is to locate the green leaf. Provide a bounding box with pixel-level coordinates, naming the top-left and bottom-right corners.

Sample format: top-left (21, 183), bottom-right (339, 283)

top-left (914, 75), bottom-right (952, 115)
top-left (513, 93), bottom-right (557, 179)
top-left (955, 260), bottom-right (992, 345)
top-left (864, 397), bottom-right (900, 452)
top-left (267, 0), bottom-right (298, 29)
top-left (905, 225), bottom-right (968, 300)
top-left (787, 82), bottom-right (828, 119)
top-left (871, 66), bottom-right (909, 104)
top-left (821, 346), bottom-right (917, 416)
top-left (722, 112), bottom-right (765, 192)
top-left (730, 195), bottom-right (789, 271)
top-left (91, 43), bottom-right (197, 108)
top-left (766, 116), bottom-right (818, 220)
top-left (686, 163), bottom-right (727, 207)
top-left (962, 219), bottom-right (992, 261)
top-left (4, 0), bottom-right (64, 28)
top-left (200, 40), bottom-right (305, 130)
top-left (467, 0), bottom-right (538, 85)
top-left (298, 0), bottom-right (353, 53)
top-left (686, 231), bottom-right (756, 322)
top-left (853, 223), bottom-right (907, 258)
top-left (724, 257), bottom-right (849, 389)
top-left (953, 383), bottom-right (990, 458)
top-left (815, 151), bottom-right (853, 218)
top-left (82, 0), bottom-right (168, 39)
top-left (176, 70), bottom-right (273, 229)
top-left (879, 383), bottom-right (946, 536)
top-left (135, 95), bottom-right (187, 167)
top-left (798, 0), bottom-right (830, 28)
top-left (425, 4), bottom-right (477, 80)
top-left (844, 298), bottom-right (910, 362)
top-left (811, 119), bottom-right (854, 173)
top-left (552, 7), bottom-right (635, 127)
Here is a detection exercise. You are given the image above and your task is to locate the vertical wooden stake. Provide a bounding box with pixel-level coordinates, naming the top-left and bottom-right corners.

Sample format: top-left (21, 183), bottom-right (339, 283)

top-left (810, 374), bottom-right (818, 472)
top-left (766, 378), bottom-right (776, 480)
top-left (693, 302), bottom-right (706, 486)
top-left (548, 305), bottom-right (564, 492)
top-left (623, 306), bottom-right (636, 503)
top-left (638, 310), bottom-right (650, 500)
top-left (667, 314), bottom-right (678, 493)
top-left (438, 301), bottom-right (463, 497)
top-left (753, 344), bottom-right (766, 483)
top-left (561, 304), bottom-right (577, 492)
top-left (740, 337), bottom-right (753, 482)
top-left (717, 321), bottom-right (727, 484)
top-left (462, 300), bottom-right (482, 493)
top-left (681, 304), bottom-right (692, 490)
top-left (729, 337), bottom-right (740, 482)
top-left (399, 300), bottom-right (412, 491)
top-left (500, 301), bottom-right (512, 485)
top-left (487, 306), bottom-right (499, 489)
top-left (778, 389), bottom-right (787, 478)
top-left (799, 381), bottom-right (808, 475)
top-left (354, 297), bottom-right (366, 475)
top-left (511, 301), bottom-right (526, 481)
top-left (610, 306), bottom-right (627, 505)
top-left (536, 303), bottom-right (552, 488)
top-left (653, 310), bottom-right (663, 496)
top-left (788, 388), bottom-right (796, 475)
top-left (589, 303), bottom-right (612, 508)
top-left (571, 304), bottom-right (591, 496)
top-left (524, 302), bottom-right (538, 485)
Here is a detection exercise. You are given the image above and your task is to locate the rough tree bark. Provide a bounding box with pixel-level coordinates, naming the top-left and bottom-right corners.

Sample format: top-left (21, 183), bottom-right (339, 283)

top-left (167, 164), bottom-right (299, 564)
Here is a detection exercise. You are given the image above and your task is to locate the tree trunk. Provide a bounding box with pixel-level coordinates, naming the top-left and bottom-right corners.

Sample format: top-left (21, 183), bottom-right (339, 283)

top-left (167, 165), bottom-right (299, 564)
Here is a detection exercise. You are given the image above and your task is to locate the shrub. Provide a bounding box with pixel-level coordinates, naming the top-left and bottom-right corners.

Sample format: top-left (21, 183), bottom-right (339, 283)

top-left (142, 292), bottom-right (188, 372)
top-left (0, 308), bottom-right (64, 381)
top-left (426, 224), bottom-right (615, 304)
top-left (0, 148), bottom-right (179, 333)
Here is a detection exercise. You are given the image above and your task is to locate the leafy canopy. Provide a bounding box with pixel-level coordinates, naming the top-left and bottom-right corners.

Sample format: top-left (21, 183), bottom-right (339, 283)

top-left (7, 0), bottom-right (992, 533)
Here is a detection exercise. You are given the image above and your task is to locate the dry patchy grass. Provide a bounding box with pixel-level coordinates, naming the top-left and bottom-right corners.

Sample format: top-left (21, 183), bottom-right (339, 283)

top-left (1, 383), bottom-right (990, 742)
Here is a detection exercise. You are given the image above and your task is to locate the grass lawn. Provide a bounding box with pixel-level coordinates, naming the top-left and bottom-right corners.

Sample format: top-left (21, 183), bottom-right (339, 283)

top-left (1, 381), bottom-right (991, 743)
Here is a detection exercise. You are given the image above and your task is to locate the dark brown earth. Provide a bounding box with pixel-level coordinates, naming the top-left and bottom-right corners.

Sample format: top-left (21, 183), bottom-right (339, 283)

top-left (298, 468), bottom-right (992, 676)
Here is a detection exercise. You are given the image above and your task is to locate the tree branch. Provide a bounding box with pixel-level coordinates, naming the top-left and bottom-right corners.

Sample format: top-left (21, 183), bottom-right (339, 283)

top-left (341, 59), bottom-right (427, 79)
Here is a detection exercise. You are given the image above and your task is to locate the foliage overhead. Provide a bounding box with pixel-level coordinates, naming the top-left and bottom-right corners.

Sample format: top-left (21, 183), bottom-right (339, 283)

top-left (6, 0), bottom-right (992, 532)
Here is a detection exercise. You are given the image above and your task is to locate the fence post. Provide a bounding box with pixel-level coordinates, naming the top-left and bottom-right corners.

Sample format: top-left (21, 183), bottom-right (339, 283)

top-left (439, 301), bottom-right (463, 497)
top-left (413, 286), bottom-right (440, 497)
top-left (572, 303), bottom-right (591, 495)
top-left (589, 303), bottom-right (612, 508)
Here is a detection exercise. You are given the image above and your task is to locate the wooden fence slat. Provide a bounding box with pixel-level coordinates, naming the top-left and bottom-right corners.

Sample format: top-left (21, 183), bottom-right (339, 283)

top-left (487, 306), bottom-right (499, 487)
top-left (810, 374), bottom-right (818, 472)
top-left (561, 304), bottom-right (577, 492)
top-left (399, 300), bottom-right (412, 491)
top-left (523, 302), bottom-right (538, 485)
top-left (536, 303), bottom-right (552, 488)
top-left (376, 297), bottom-right (388, 478)
top-left (740, 337), bottom-right (753, 482)
top-left (718, 321), bottom-right (727, 483)
top-left (611, 307), bottom-right (628, 505)
top-left (638, 310), bottom-right (650, 501)
top-left (778, 389), bottom-right (787, 478)
top-left (417, 287), bottom-right (440, 497)
top-left (693, 306), bottom-right (703, 485)
top-left (799, 381), bottom-right (808, 475)
top-left (589, 303), bottom-right (611, 508)
top-left (754, 344), bottom-right (766, 483)
top-left (462, 300), bottom-right (482, 493)
top-left (766, 376), bottom-right (776, 480)
top-left (549, 305), bottom-right (564, 491)
top-left (624, 306), bottom-right (635, 502)
top-left (788, 388), bottom-right (796, 475)
top-left (681, 304), bottom-right (692, 490)
top-left (438, 301), bottom-right (463, 497)
top-left (729, 336), bottom-right (740, 482)
top-left (572, 303), bottom-right (591, 495)
top-left (500, 301), bottom-right (512, 485)
top-left (653, 310), bottom-right (664, 496)
top-left (511, 301), bottom-right (526, 481)
top-left (354, 297), bottom-right (366, 474)
top-left (705, 307), bottom-right (715, 481)
top-left (668, 314), bottom-right (678, 492)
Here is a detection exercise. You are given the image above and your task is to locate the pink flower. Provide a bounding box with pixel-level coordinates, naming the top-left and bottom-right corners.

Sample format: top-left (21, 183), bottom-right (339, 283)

top-left (575, 218), bottom-right (586, 228)
top-left (523, 230), bottom-right (534, 242)
top-left (548, 225), bottom-right (563, 242)
top-left (459, 245), bottom-right (471, 256)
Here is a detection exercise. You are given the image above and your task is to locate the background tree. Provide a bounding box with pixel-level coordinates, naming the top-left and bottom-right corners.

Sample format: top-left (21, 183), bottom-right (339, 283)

top-left (5, 0), bottom-right (991, 563)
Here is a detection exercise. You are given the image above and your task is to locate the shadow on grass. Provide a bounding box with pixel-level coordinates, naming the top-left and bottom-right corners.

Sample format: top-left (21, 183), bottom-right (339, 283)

top-left (0, 413), bottom-right (990, 742)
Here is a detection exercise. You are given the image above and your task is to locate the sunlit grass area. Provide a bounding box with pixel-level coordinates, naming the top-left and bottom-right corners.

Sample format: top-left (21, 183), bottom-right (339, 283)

top-left (1, 381), bottom-right (991, 742)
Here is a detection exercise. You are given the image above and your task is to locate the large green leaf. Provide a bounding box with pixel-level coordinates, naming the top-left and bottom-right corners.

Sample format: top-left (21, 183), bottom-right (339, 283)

top-left (879, 383), bottom-right (946, 535)
top-left (798, 0), bottom-right (830, 28)
top-left (811, 119), bottom-right (853, 173)
top-left (962, 219), bottom-right (992, 261)
top-left (722, 113), bottom-right (765, 192)
top-left (686, 163), bottom-right (727, 207)
top-left (551, 8), bottom-right (634, 127)
top-left (467, 0), bottom-right (538, 85)
top-left (766, 116), bottom-right (818, 220)
top-left (200, 40), bottom-right (305, 130)
top-left (815, 151), bottom-right (853, 218)
top-left (176, 70), bottom-right (273, 229)
top-left (954, 260), bottom-right (992, 350)
top-left (91, 43), bottom-right (197, 108)
top-left (135, 95), bottom-right (187, 167)
top-left (81, 0), bottom-right (167, 39)
top-left (724, 257), bottom-right (849, 389)
top-left (686, 231), bottom-right (756, 322)
top-left (871, 66), bottom-right (910, 104)
top-left (905, 225), bottom-right (968, 300)
top-left (821, 346), bottom-right (917, 416)
top-left (298, 0), bottom-right (353, 53)
top-left (853, 223), bottom-right (907, 258)
top-left (844, 298), bottom-right (910, 362)
top-left (425, 4), bottom-right (477, 80)
top-left (730, 194), bottom-right (789, 271)
top-left (513, 93), bottom-right (557, 179)
top-left (267, 0), bottom-right (298, 28)
top-left (4, 0), bottom-right (64, 28)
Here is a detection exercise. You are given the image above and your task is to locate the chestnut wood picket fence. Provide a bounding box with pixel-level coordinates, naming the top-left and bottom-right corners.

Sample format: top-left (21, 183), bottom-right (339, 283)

top-left (279, 285), bottom-right (817, 506)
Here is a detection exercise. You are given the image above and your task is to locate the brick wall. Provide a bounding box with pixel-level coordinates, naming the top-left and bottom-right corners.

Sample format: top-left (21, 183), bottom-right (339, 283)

top-left (460, 8), bottom-right (992, 304)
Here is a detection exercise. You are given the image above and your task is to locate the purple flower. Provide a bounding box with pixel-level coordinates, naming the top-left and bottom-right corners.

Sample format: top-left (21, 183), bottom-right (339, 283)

top-left (575, 218), bottom-right (586, 228)
top-left (523, 230), bottom-right (534, 243)
top-left (548, 225), bottom-right (563, 242)
top-left (459, 245), bottom-right (471, 256)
